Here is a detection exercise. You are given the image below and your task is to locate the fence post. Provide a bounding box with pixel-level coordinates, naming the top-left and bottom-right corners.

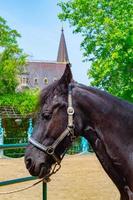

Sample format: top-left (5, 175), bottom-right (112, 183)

top-left (42, 182), bottom-right (47, 200)
top-left (81, 137), bottom-right (89, 153)
top-left (0, 117), bottom-right (4, 157)
top-left (27, 118), bottom-right (33, 139)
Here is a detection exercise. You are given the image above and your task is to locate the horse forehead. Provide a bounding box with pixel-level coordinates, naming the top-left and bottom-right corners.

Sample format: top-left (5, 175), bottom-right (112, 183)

top-left (42, 95), bottom-right (59, 108)
top-left (43, 94), bottom-right (55, 102)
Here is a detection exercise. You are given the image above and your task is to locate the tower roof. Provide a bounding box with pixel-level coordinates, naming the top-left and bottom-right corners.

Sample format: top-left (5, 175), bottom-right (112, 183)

top-left (57, 28), bottom-right (69, 63)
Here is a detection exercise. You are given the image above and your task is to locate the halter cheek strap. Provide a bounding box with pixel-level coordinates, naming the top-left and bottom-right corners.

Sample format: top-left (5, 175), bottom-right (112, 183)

top-left (29, 83), bottom-right (75, 164)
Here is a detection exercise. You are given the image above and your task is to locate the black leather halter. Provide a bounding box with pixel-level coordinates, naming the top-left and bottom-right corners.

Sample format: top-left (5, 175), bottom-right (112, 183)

top-left (29, 84), bottom-right (75, 164)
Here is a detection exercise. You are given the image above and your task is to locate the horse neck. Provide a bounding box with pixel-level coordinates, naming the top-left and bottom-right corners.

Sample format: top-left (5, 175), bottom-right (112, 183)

top-left (73, 84), bottom-right (125, 135)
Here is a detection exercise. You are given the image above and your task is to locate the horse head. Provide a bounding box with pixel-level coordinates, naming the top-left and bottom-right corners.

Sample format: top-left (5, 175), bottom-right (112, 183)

top-left (25, 64), bottom-right (85, 178)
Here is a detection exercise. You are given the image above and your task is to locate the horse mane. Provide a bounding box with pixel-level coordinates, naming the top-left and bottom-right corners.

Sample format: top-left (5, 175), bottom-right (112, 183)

top-left (39, 79), bottom-right (70, 106)
top-left (77, 83), bottom-right (133, 114)
top-left (39, 80), bottom-right (133, 117)
top-left (39, 81), bottom-right (58, 105)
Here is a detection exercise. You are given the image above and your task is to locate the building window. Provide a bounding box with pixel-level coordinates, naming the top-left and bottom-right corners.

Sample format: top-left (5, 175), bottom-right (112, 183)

top-left (22, 77), bottom-right (25, 85)
top-left (34, 78), bottom-right (38, 85)
top-left (44, 77), bottom-right (48, 85)
top-left (26, 78), bottom-right (29, 84)
top-left (22, 77), bottom-right (27, 85)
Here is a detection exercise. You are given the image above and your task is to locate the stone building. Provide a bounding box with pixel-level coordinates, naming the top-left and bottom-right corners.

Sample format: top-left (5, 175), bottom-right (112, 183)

top-left (19, 28), bottom-right (69, 90)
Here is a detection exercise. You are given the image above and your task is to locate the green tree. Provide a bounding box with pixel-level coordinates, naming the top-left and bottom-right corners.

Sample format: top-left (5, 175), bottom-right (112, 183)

top-left (58, 0), bottom-right (133, 102)
top-left (0, 89), bottom-right (39, 115)
top-left (0, 17), bottom-right (39, 149)
top-left (0, 16), bottom-right (38, 115)
top-left (0, 16), bottom-right (27, 94)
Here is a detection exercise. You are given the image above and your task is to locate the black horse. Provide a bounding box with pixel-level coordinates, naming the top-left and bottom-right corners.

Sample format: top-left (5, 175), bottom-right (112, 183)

top-left (25, 64), bottom-right (133, 200)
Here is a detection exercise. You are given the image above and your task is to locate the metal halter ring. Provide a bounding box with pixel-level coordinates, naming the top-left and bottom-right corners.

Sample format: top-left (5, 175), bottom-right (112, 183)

top-left (46, 147), bottom-right (54, 155)
top-left (67, 107), bottom-right (74, 115)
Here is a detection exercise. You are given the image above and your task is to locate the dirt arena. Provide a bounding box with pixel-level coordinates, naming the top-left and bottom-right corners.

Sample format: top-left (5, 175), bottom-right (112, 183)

top-left (0, 154), bottom-right (120, 200)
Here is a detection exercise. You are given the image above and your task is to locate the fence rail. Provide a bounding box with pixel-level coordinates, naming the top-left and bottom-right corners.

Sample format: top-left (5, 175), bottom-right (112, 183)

top-left (0, 143), bottom-right (27, 150)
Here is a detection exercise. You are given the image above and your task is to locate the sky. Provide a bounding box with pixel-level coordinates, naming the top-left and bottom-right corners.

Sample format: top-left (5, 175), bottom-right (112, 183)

top-left (0, 0), bottom-right (90, 84)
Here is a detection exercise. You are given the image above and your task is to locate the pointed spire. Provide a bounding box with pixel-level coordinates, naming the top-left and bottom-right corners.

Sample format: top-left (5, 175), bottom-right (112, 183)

top-left (57, 28), bottom-right (69, 63)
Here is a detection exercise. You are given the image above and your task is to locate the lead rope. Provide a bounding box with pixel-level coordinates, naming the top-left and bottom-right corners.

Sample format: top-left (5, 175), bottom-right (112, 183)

top-left (0, 178), bottom-right (48, 195)
top-left (0, 162), bottom-right (61, 195)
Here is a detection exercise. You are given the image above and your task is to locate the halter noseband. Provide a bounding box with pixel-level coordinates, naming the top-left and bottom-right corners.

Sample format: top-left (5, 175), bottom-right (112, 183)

top-left (29, 83), bottom-right (75, 165)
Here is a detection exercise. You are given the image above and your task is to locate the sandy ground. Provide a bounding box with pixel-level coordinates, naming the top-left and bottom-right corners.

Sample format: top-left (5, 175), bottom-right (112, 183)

top-left (0, 154), bottom-right (120, 200)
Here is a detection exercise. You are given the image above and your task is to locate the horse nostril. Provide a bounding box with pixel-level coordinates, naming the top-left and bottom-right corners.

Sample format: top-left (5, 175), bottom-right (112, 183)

top-left (25, 157), bottom-right (33, 169)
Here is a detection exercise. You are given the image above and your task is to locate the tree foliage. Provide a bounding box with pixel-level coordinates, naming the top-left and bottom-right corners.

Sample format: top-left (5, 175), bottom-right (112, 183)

top-left (0, 89), bottom-right (39, 115)
top-left (58, 0), bottom-right (133, 102)
top-left (0, 16), bottom-right (27, 94)
top-left (0, 16), bottom-right (38, 115)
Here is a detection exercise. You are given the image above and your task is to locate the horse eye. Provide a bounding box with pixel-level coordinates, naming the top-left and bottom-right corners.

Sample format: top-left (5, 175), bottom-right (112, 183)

top-left (41, 113), bottom-right (51, 120)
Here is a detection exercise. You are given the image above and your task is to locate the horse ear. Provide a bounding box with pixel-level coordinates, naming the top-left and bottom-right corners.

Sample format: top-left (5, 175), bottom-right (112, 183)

top-left (59, 63), bottom-right (73, 87)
